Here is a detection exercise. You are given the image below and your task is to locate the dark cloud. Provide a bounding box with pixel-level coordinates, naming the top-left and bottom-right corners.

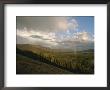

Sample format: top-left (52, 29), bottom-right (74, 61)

top-left (30, 35), bottom-right (52, 41)
top-left (17, 35), bottom-right (29, 44)
top-left (30, 35), bottom-right (43, 39)
top-left (16, 16), bottom-right (67, 32)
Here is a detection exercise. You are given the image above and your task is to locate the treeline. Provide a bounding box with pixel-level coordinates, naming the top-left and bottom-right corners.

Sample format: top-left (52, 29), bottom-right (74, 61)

top-left (16, 48), bottom-right (94, 74)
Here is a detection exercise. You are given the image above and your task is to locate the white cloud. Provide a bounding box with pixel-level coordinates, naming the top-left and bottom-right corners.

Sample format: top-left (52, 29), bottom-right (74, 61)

top-left (67, 19), bottom-right (78, 30)
top-left (17, 28), bottom-right (58, 47)
top-left (17, 17), bottom-right (94, 50)
top-left (17, 28), bottom-right (94, 50)
top-left (74, 31), bottom-right (94, 42)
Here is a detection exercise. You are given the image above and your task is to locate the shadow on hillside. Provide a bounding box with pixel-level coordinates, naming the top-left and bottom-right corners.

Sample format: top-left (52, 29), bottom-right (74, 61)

top-left (16, 48), bottom-right (94, 74)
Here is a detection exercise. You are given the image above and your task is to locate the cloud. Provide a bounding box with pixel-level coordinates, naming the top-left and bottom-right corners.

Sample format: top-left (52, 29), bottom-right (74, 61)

top-left (17, 28), bottom-right (94, 49)
top-left (17, 28), bottom-right (58, 47)
top-left (17, 17), bottom-right (79, 32)
top-left (67, 19), bottom-right (78, 30)
top-left (73, 31), bottom-right (94, 42)
top-left (30, 35), bottom-right (54, 41)
top-left (16, 16), bottom-right (94, 50)
top-left (17, 16), bottom-right (68, 32)
top-left (30, 35), bottom-right (43, 38)
top-left (17, 35), bottom-right (27, 44)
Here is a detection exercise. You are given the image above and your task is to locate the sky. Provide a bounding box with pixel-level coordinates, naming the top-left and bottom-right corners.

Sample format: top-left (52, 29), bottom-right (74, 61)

top-left (17, 16), bottom-right (94, 51)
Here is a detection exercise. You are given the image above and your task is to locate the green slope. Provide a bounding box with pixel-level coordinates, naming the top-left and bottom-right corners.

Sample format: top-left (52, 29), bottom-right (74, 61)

top-left (17, 54), bottom-right (72, 74)
top-left (16, 44), bottom-right (94, 74)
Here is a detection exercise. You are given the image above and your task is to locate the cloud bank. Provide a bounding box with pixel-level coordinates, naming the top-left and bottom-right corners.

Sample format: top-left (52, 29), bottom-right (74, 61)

top-left (17, 16), bottom-right (94, 51)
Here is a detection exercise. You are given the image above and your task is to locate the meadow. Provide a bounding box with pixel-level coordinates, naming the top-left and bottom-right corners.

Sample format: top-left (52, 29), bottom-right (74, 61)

top-left (16, 44), bottom-right (94, 74)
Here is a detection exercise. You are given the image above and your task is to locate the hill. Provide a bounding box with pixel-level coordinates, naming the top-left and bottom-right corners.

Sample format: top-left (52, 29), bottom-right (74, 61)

top-left (16, 44), bottom-right (94, 74)
top-left (17, 54), bottom-right (72, 74)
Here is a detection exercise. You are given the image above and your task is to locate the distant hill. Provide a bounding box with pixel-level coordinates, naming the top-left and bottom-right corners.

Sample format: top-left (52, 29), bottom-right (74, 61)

top-left (17, 44), bottom-right (94, 53)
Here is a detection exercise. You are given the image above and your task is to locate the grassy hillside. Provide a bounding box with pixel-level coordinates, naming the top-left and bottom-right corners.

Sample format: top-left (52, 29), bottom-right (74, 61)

top-left (17, 54), bottom-right (72, 74)
top-left (16, 44), bottom-right (94, 74)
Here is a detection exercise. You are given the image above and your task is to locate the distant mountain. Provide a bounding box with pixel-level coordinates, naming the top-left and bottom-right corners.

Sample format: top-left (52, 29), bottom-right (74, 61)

top-left (17, 43), bottom-right (94, 53)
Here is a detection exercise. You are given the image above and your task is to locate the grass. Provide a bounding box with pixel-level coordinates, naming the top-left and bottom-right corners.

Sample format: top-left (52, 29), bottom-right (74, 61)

top-left (16, 54), bottom-right (72, 74)
top-left (16, 44), bottom-right (94, 74)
